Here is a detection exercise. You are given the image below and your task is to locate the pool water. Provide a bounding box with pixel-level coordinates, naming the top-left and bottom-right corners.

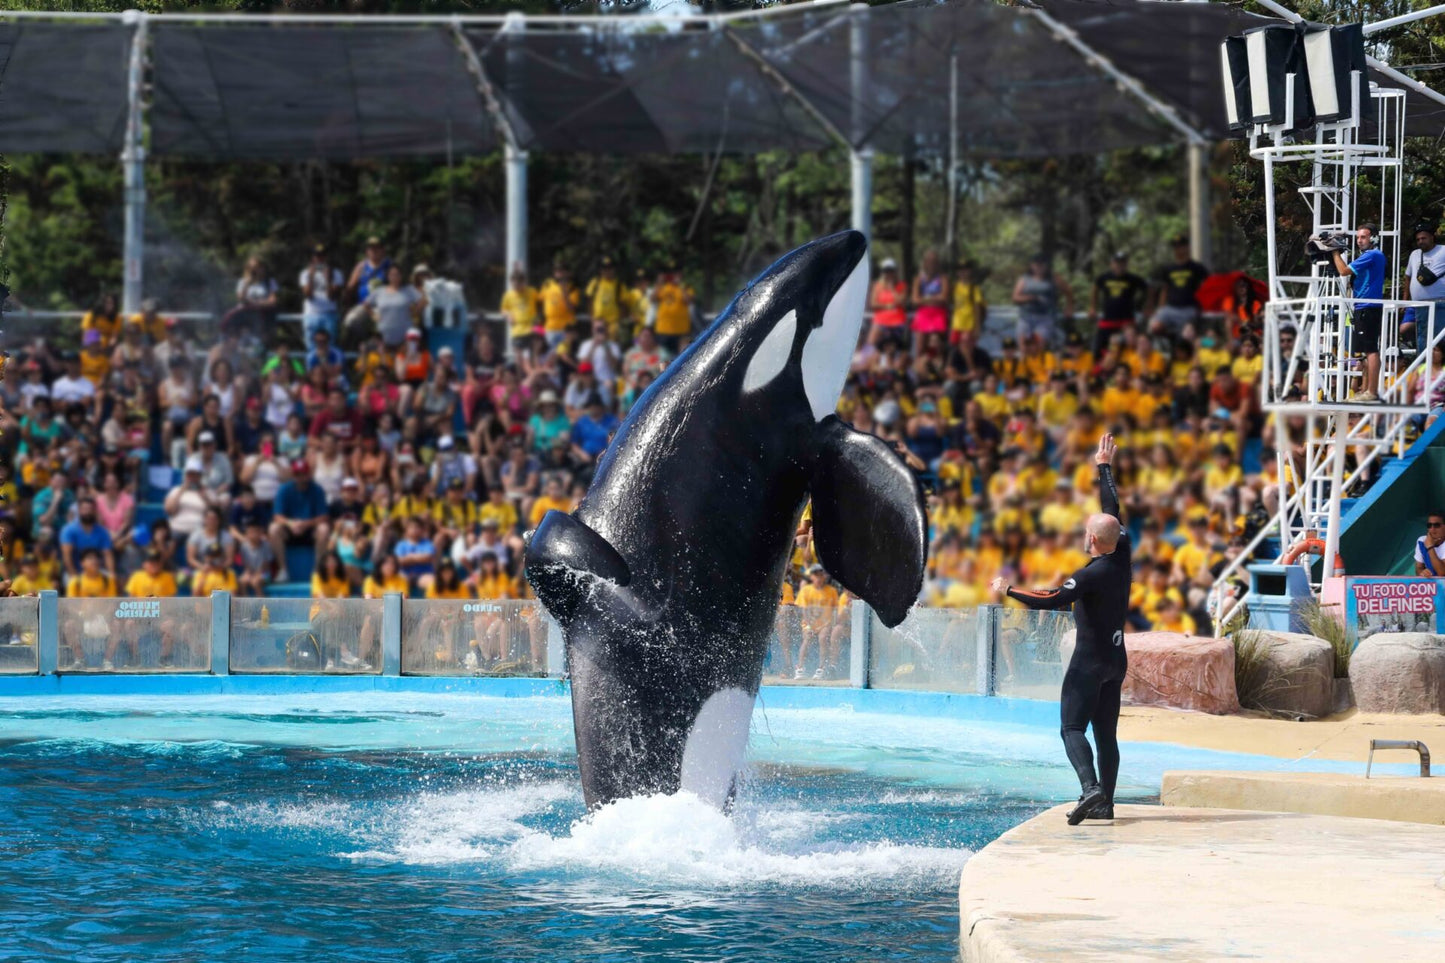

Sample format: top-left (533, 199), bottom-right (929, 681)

top-left (0, 693), bottom-right (1300, 962)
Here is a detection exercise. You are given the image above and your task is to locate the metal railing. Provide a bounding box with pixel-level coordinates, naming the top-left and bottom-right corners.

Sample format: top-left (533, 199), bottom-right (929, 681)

top-left (6, 592), bottom-right (1072, 700)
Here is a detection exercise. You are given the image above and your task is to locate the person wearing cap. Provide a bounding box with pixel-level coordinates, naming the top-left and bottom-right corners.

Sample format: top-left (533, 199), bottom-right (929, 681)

top-left (328, 476), bottom-right (368, 525)
top-left (1325, 222), bottom-right (1387, 401)
top-left (540, 259), bottom-right (580, 348)
top-left (1405, 220), bottom-right (1445, 349)
top-left (394, 327), bottom-right (432, 392)
top-left (585, 256), bottom-right (625, 340)
top-left (1150, 234), bottom-right (1209, 333)
top-left (1090, 251), bottom-right (1147, 354)
top-left (527, 390), bottom-right (570, 455)
top-left (500, 263), bottom-right (541, 347)
top-left (651, 264), bottom-right (695, 354)
top-left (867, 257), bottom-right (908, 348)
top-left (432, 478), bottom-right (480, 553)
top-left (794, 564), bottom-right (841, 680)
top-left (192, 427), bottom-right (235, 510)
top-left (430, 433), bottom-right (477, 494)
top-left (1012, 253), bottom-right (1072, 348)
top-left (193, 541), bottom-right (239, 599)
top-left (124, 296), bottom-right (166, 345)
top-left (300, 242), bottom-right (344, 345)
top-left (50, 350), bottom-right (96, 405)
top-left (268, 459), bottom-right (332, 582)
top-left (367, 264), bottom-right (424, 350)
top-left (163, 456), bottom-right (215, 540)
top-left (344, 235), bottom-right (392, 329)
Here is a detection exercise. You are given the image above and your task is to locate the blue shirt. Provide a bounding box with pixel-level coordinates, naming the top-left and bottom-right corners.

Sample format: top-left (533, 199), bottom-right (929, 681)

top-left (1349, 248), bottom-right (1386, 304)
top-left (394, 538), bottom-right (435, 578)
top-left (274, 480), bottom-right (329, 522)
top-left (60, 521), bottom-right (113, 556)
top-left (571, 413), bottom-right (619, 458)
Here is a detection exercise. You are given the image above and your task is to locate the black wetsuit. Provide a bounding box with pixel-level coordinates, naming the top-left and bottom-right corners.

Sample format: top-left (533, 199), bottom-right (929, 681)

top-left (1006, 465), bottom-right (1131, 803)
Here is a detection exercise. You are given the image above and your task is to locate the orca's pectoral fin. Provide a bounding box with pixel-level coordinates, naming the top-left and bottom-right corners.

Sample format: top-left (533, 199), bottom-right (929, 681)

top-left (524, 511), bottom-right (631, 623)
top-left (809, 417), bottom-right (927, 628)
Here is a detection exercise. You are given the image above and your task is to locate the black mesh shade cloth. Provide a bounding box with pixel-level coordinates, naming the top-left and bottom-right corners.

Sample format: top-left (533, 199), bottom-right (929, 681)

top-left (0, 21), bottom-right (132, 154)
top-left (149, 24), bottom-right (498, 158)
top-left (2, 0), bottom-right (1442, 159)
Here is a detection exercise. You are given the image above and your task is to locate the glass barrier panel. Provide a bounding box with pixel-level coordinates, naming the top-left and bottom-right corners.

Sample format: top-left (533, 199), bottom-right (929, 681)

top-left (870, 606), bottom-right (979, 693)
top-left (230, 597), bottom-right (382, 674)
top-left (0, 596), bottom-right (40, 675)
top-left (992, 607), bottom-right (1073, 699)
top-left (764, 602), bottom-right (852, 686)
top-left (57, 597), bottom-right (212, 673)
top-left (402, 599), bottom-right (550, 676)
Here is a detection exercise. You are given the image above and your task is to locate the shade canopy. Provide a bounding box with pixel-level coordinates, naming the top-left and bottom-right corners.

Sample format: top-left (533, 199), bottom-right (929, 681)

top-left (0, 0), bottom-right (1441, 159)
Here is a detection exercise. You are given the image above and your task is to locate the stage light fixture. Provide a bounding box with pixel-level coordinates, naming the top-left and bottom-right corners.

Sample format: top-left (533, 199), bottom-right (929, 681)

top-left (1220, 35), bottom-right (1251, 133)
top-left (1245, 24), bottom-right (1313, 128)
top-left (1302, 23), bottom-right (1369, 124)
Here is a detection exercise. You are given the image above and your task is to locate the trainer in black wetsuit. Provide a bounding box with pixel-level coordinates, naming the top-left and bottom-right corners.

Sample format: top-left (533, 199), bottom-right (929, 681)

top-left (992, 434), bottom-right (1130, 825)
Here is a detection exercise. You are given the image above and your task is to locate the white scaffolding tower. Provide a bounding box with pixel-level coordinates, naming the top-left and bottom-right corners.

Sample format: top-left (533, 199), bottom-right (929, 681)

top-left (1214, 77), bottom-right (1441, 617)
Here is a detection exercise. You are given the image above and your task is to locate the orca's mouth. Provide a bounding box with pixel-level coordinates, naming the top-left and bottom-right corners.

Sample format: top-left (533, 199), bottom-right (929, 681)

top-left (802, 249), bottom-right (870, 421)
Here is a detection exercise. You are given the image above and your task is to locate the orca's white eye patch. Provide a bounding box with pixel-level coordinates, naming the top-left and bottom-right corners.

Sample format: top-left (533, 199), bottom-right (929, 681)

top-left (741, 309), bottom-right (797, 393)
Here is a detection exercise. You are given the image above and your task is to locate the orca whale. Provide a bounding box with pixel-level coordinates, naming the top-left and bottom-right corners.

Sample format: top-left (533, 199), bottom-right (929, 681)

top-left (524, 230), bottom-right (928, 810)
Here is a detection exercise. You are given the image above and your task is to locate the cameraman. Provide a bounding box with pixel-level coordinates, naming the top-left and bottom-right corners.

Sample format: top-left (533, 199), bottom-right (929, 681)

top-left (1329, 223), bottom-right (1386, 402)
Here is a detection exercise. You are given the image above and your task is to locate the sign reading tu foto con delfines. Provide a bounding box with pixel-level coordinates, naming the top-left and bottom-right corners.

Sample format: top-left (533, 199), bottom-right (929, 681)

top-left (1344, 577), bottom-right (1445, 641)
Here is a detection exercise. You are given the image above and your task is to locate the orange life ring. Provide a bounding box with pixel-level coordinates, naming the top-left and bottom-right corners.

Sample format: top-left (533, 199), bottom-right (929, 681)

top-left (1281, 537), bottom-right (1345, 574)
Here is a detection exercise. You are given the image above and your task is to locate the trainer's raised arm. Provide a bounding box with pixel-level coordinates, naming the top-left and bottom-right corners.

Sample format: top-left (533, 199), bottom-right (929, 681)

top-left (1095, 432), bottom-right (1121, 521)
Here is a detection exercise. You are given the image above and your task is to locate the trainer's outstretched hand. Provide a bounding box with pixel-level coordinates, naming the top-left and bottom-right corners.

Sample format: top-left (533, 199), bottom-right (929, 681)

top-left (1095, 433), bottom-right (1117, 467)
top-left (989, 577), bottom-right (1009, 595)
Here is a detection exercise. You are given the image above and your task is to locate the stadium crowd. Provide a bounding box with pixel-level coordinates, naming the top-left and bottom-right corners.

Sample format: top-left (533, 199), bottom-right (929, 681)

top-left (15, 225), bottom-right (1439, 674)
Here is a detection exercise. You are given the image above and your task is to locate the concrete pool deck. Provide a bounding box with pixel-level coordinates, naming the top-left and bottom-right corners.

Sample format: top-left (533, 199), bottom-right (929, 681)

top-left (959, 804), bottom-right (1445, 963)
top-left (1162, 770), bottom-right (1445, 825)
top-left (1118, 705), bottom-right (1445, 762)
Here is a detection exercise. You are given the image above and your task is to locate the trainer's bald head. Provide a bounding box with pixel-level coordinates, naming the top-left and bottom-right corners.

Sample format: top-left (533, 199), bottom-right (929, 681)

top-left (1086, 513), bottom-right (1122, 555)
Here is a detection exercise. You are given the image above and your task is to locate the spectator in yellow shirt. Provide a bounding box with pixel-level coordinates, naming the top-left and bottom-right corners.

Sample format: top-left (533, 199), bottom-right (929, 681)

top-left (81, 293), bottom-right (122, 350)
top-left (794, 565), bottom-right (841, 680)
top-left (1039, 482), bottom-right (1085, 535)
top-left (1204, 444), bottom-right (1244, 493)
top-left (1123, 333), bottom-right (1166, 379)
top-left (585, 256), bottom-right (625, 339)
top-left (479, 488), bottom-right (520, 532)
top-left (9, 555), bottom-right (54, 596)
top-left (1230, 337), bottom-right (1264, 385)
top-left (1037, 373), bottom-right (1079, 438)
top-left (125, 550), bottom-right (179, 599)
top-left (527, 477), bottom-right (572, 530)
top-left (1152, 597), bottom-right (1197, 635)
top-left (67, 549), bottom-right (116, 598)
top-left (1020, 336), bottom-right (1058, 382)
top-left (651, 265), bottom-right (695, 352)
top-left (500, 266), bottom-right (541, 346)
top-left (363, 554), bottom-right (409, 599)
top-left (539, 261), bottom-right (580, 347)
top-left (1058, 331), bottom-right (1094, 379)
top-left (309, 551), bottom-right (351, 601)
top-left (950, 261), bottom-right (987, 339)
top-left (433, 479), bottom-right (481, 551)
top-left (194, 545), bottom-right (238, 597)
top-left (80, 329), bottom-right (112, 384)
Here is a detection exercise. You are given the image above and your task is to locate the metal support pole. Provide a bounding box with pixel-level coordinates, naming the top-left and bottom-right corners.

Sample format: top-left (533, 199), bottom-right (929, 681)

top-left (848, 600), bottom-right (870, 689)
top-left (37, 590), bottom-right (58, 676)
top-left (1188, 142), bottom-right (1211, 266)
top-left (850, 150), bottom-right (874, 242)
top-left (1322, 413), bottom-right (1347, 581)
top-left (382, 593), bottom-right (402, 676)
top-left (505, 145), bottom-right (529, 281)
top-left (848, 3), bottom-right (872, 242)
top-left (209, 590), bottom-right (230, 675)
top-left (120, 9), bottom-right (149, 315)
top-left (945, 51), bottom-right (959, 263)
top-left (975, 604), bottom-right (998, 697)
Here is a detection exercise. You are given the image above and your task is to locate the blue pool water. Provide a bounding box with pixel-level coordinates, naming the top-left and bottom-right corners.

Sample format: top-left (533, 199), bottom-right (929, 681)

top-left (0, 692), bottom-right (1366, 962)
